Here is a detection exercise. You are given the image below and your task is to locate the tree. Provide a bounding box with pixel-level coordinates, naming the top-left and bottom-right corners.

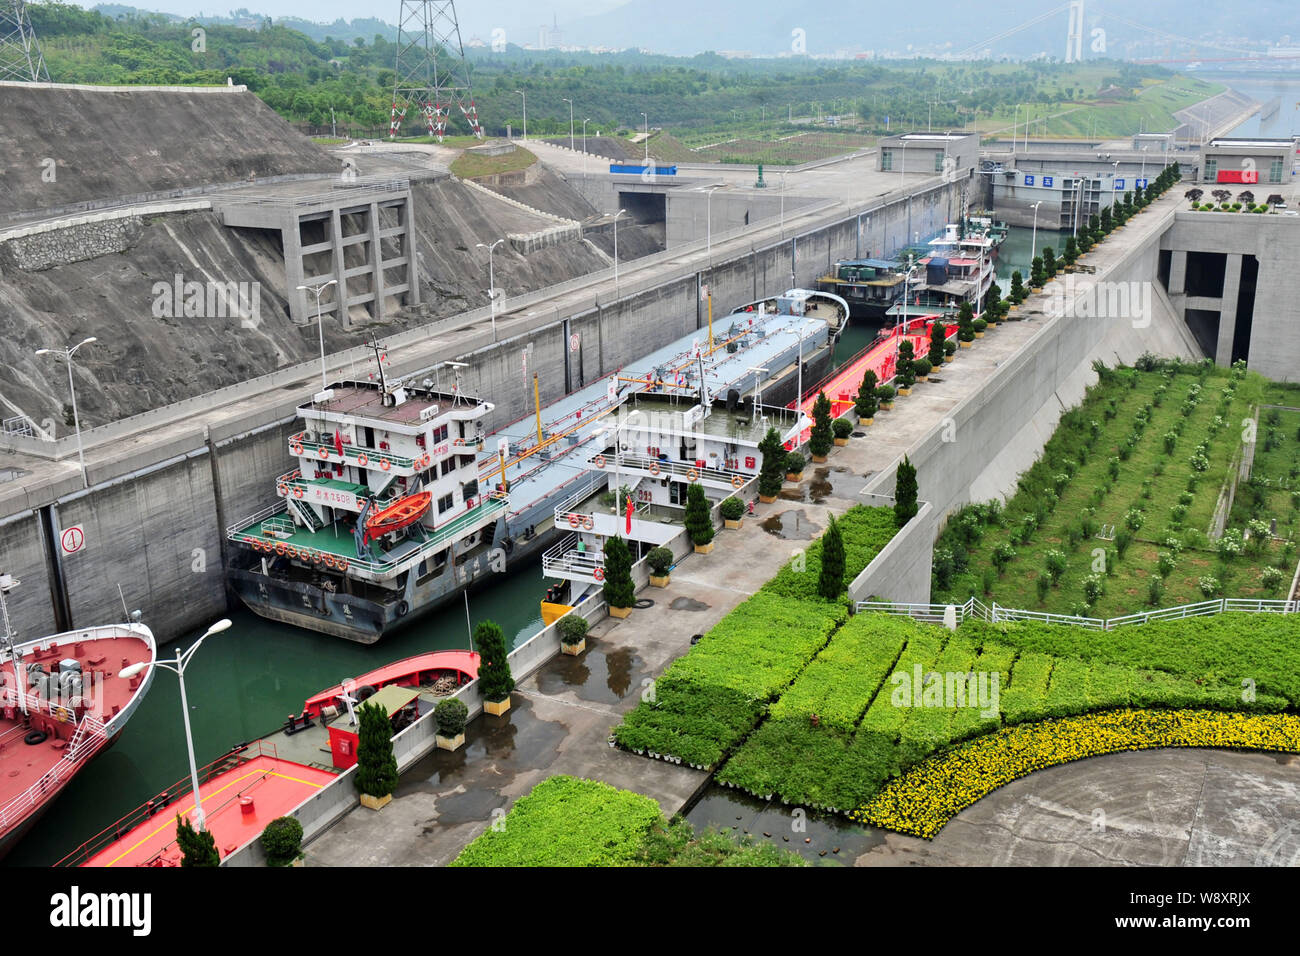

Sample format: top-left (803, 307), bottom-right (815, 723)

top-left (809, 391), bottom-right (833, 458)
top-left (1078, 229), bottom-right (1093, 254)
top-left (474, 619), bottom-right (515, 703)
top-left (894, 455), bottom-right (918, 528)
top-left (1100, 206), bottom-right (1113, 233)
top-left (985, 281), bottom-right (1003, 319)
top-left (1042, 246), bottom-right (1057, 278)
top-left (818, 514), bottom-right (845, 600)
top-left (1008, 270), bottom-right (1026, 304)
top-left (927, 320), bottom-right (946, 366)
top-left (176, 815), bottom-right (220, 867)
top-left (1063, 235), bottom-right (1077, 267)
top-left (957, 300), bottom-right (975, 342)
top-left (684, 482), bottom-right (714, 546)
top-left (260, 816), bottom-right (304, 866)
top-left (855, 368), bottom-right (879, 419)
top-left (601, 535), bottom-right (636, 610)
top-left (355, 700), bottom-right (399, 798)
top-left (896, 339), bottom-right (915, 388)
top-left (1030, 256), bottom-right (1044, 288)
top-left (758, 426), bottom-right (785, 498)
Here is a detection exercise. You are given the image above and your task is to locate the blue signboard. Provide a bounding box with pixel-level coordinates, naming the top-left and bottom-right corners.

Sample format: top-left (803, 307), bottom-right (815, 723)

top-left (1114, 178), bottom-right (1125, 190)
top-left (1136, 178), bottom-right (1148, 189)
top-left (1024, 174), bottom-right (1035, 186)
top-left (1042, 176), bottom-right (1054, 187)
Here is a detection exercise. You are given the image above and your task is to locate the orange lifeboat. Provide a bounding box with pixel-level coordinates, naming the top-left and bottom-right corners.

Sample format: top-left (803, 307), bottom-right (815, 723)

top-left (364, 492), bottom-right (431, 540)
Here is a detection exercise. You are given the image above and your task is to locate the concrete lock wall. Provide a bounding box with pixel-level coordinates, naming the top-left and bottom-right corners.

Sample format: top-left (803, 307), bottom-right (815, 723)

top-left (860, 207), bottom-right (1201, 587)
top-left (847, 498), bottom-right (935, 605)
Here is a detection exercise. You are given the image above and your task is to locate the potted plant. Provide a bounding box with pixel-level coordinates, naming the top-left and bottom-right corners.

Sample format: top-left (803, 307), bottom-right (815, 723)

top-left (557, 613), bottom-right (589, 655)
top-left (719, 496), bottom-right (745, 529)
top-left (1008, 270), bottom-right (1026, 308)
top-left (1030, 256), bottom-right (1045, 290)
top-left (984, 282), bottom-right (1002, 325)
top-left (355, 700), bottom-right (399, 809)
top-left (943, 339), bottom-right (956, 363)
top-left (854, 369), bottom-right (878, 424)
top-left (646, 546), bottom-right (674, 586)
top-left (434, 696), bottom-right (469, 748)
top-left (876, 384), bottom-right (896, 409)
top-left (476, 619), bottom-right (515, 714)
top-left (896, 339), bottom-right (915, 395)
top-left (809, 391), bottom-right (833, 462)
top-left (832, 418), bottom-right (853, 446)
top-left (176, 815), bottom-right (219, 867)
top-left (685, 483), bottom-right (715, 553)
top-left (785, 451), bottom-right (805, 482)
top-left (973, 317), bottom-right (987, 338)
top-left (957, 301), bottom-right (975, 348)
top-left (1042, 247), bottom-right (1057, 280)
top-left (260, 816), bottom-right (304, 867)
top-left (894, 455), bottom-right (919, 528)
top-left (601, 535), bottom-right (635, 618)
top-left (757, 427), bottom-right (784, 503)
top-left (914, 357), bottom-right (932, 381)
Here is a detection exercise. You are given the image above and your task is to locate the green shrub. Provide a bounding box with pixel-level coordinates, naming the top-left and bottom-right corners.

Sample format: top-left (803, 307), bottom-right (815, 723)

top-left (719, 497), bottom-right (744, 521)
top-left (646, 546), bottom-right (674, 575)
top-left (435, 696), bottom-right (469, 735)
top-left (758, 427), bottom-right (785, 498)
top-left (684, 483), bottom-right (715, 546)
top-left (601, 535), bottom-right (636, 609)
top-left (894, 456), bottom-right (919, 528)
top-left (176, 815), bottom-right (219, 867)
top-left (260, 816), bottom-right (304, 867)
top-left (355, 700), bottom-right (399, 798)
top-left (809, 392), bottom-right (833, 457)
top-left (784, 451), bottom-right (805, 475)
top-left (832, 418), bottom-right (854, 439)
top-left (854, 369), bottom-right (879, 419)
top-left (819, 514), bottom-right (846, 600)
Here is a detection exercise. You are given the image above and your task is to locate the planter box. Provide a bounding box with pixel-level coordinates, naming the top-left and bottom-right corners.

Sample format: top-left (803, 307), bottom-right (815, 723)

top-left (880, 401), bottom-right (895, 410)
top-left (810, 454), bottom-right (828, 463)
top-left (436, 732), bottom-right (466, 750)
top-left (833, 437), bottom-right (848, 446)
top-left (693, 541), bottom-right (714, 554)
top-left (974, 331), bottom-right (984, 338)
top-left (360, 792), bottom-right (392, 811)
top-left (786, 471), bottom-right (803, 482)
top-left (608, 605), bottom-right (632, 619)
top-left (917, 374), bottom-right (929, 381)
top-left (649, 574), bottom-right (671, 587)
top-left (484, 696), bottom-right (512, 716)
top-left (897, 387), bottom-right (912, 396)
top-left (759, 493), bottom-right (777, 503)
top-left (858, 417), bottom-right (874, 426)
top-left (724, 518), bottom-right (743, 530)
top-left (560, 638), bottom-right (586, 656)
top-left (943, 355), bottom-right (955, 364)
top-left (960, 340), bottom-right (973, 349)
top-left (291, 857), bottom-right (305, 868)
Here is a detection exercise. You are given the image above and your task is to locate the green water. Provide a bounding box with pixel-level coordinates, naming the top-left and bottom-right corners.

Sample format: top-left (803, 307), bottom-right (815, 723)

top-left (7, 557), bottom-right (546, 867)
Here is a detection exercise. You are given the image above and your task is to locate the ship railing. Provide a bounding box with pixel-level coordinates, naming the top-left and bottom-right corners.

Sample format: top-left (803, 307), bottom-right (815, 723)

top-left (541, 534), bottom-right (605, 580)
top-left (225, 501), bottom-right (288, 538)
top-left (606, 453), bottom-right (743, 487)
top-left (0, 714), bottom-right (109, 838)
top-left (53, 740), bottom-right (279, 867)
top-left (226, 493), bottom-right (510, 576)
top-left (290, 432), bottom-right (417, 470)
top-left (551, 474), bottom-right (605, 524)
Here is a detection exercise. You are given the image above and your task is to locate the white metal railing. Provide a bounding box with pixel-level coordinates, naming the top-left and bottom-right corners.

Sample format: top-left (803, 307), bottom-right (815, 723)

top-left (607, 452), bottom-right (747, 488)
top-left (541, 533), bottom-right (605, 581)
top-left (0, 714), bottom-right (107, 834)
top-left (854, 597), bottom-right (1298, 630)
top-left (552, 474), bottom-right (605, 524)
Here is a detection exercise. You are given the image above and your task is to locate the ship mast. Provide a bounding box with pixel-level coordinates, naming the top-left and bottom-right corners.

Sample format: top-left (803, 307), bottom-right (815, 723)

top-left (366, 334), bottom-right (389, 397)
top-left (0, 574), bottom-right (27, 716)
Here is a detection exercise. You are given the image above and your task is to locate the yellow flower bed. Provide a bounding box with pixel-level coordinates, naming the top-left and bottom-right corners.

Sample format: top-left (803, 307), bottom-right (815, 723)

top-left (854, 709), bottom-right (1300, 839)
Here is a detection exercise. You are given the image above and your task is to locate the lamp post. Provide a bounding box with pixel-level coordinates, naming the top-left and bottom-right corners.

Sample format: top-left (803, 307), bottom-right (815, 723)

top-left (120, 618), bottom-right (232, 832)
top-left (1030, 200), bottom-right (1043, 267)
top-left (746, 366), bottom-right (769, 425)
top-left (514, 90), bottom-right (526, 141)
top-left (562, 98), bottom-right (574, 151)
top-left (476, 240), bottom-right (504, 341)
top-left (582, 118), bottom-right (590, 177)
top-left (35, 336), bottom-right (97, 489)
top-left (296, 279), bottom-right (338, 393)
top-left (612, 208), bottom-right (626, 295)
top-left (641, 112), bottom-right (648, 164)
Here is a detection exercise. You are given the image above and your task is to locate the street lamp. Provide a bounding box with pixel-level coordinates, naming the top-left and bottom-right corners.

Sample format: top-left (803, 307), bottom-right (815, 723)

top-left (296, 279), bottom-right (338, 393)
top-left (640, 112), bottom-right (648, 164)
top-left (1030, 200), bottom-right (1043, 267)
top-left (35, 336), bottom-right (97, 489)
top-left (514, 90), bottom-right (526, 141)
top-left (476, 240), bottom-right (504, 341)
top-left (562, 98), bottom-right (574, 152)
top-left (612, 209), bottom-right (626, 295)
top-left (746, 366), bottom-right (769, 425)
top-left (706, 185), bottom-right (720, 264)
top-left (779, 170), bottom-right (789, 237)
top-left (582, 118), bottom-right (590, 177)
top-left (120, 618), bottom-right (231, 832)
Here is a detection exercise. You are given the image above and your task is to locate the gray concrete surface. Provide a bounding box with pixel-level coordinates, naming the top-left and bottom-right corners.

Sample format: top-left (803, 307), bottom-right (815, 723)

top-left (858, 749), bottom-right (1300, 866)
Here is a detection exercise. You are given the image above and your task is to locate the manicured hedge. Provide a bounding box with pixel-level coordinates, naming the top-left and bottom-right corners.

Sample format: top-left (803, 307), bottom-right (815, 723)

top-left (451, 776), bottom-right (662, 867)
top-left (855, 710), bottom-right (1300, 838)
top-left (614, 507), bottom-right (895, 768)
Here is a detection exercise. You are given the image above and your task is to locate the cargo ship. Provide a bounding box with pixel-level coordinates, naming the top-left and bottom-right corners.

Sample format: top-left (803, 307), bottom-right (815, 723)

top-left (815, 260), bottom-right (910, 320)
top-left (60, 650), bottom-right (476, 867)
top-left (0, 574), bottom-right (156, 859)
top-left (887, 217), bottom-right (1007, 322)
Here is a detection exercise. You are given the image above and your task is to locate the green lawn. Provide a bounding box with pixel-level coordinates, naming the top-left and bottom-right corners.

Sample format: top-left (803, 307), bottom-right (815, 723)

top-left (933, 361), bottom-right (1296, 616)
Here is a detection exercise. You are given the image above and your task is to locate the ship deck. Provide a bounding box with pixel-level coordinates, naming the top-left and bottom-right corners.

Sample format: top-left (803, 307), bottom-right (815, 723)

top-left (79, 752), bottom-right (337, 867)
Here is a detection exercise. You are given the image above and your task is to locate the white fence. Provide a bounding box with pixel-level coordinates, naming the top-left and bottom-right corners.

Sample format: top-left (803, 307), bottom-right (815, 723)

top-left (854, 596), bottom-right (1298, 630)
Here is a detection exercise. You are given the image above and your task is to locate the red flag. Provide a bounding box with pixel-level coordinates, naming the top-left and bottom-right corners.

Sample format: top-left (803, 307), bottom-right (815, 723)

top-left (625, 495), bottom-right (634, 534)
top-left (334, 430), bottom-right (344, 457)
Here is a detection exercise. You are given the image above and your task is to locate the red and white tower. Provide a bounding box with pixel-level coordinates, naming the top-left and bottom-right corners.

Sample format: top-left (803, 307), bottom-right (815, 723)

top-left (0, 0), bottom-right (50, 83)
top-left (390, 0), bottom-right (483, 142)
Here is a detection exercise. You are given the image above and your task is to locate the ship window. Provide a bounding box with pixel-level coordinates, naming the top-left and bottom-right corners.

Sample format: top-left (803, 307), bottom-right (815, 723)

top-left (440, 458), bottom-right (455, 477)
top-left (437, 493), bottom-right (454, 514)
top-left (433, 424), bottom-right (449, 443)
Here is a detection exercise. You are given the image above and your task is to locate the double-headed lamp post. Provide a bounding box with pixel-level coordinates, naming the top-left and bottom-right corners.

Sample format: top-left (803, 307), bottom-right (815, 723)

top-left (296, 279), bottom-right (337, 392)
top-left (1030, 200), bottom-right (1043, 266)
top-left (515, 90), bottom-right (526, 141)
top-left (582, 118), bottom-right (590, 177)
top-left (120, 618), bottom-right (231, 832)
top-left (706, 185), bottom-right (720, 264)
top-left (563, 98), bottom-right (574, 151)
top-left (35, 337), bottom-right (97, 489)
top-left (476, 239), bottom-right (504, 341)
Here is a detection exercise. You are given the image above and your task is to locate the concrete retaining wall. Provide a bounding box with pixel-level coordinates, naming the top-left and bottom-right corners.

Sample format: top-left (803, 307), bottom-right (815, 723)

top-left (847, 497), bottom-right (935, 605)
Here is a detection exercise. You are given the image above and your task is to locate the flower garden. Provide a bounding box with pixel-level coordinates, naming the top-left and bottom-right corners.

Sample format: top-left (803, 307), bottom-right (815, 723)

top-left (931, 358), bottom-right (1299, 617)
top-left (612, 505), bottom-right (898, 769)
top-left (450, 776), bottom-right (804, 866)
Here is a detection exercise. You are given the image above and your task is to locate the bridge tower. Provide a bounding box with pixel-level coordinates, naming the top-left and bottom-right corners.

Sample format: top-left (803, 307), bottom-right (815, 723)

top-left (0, 0), bottom-right (50, 83)
top-left (389, 0), bottom-right (483, 142)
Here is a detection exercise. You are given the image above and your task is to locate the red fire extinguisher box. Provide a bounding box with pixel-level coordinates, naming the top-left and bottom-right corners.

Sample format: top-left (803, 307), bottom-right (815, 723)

top-left (326, 685), bottom-right (422, 770)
